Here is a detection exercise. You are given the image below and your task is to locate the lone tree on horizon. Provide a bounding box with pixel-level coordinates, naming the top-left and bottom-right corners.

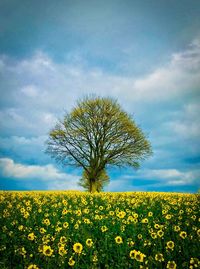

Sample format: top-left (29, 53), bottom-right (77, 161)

top-left (46, 96), bottom-right (152, 192)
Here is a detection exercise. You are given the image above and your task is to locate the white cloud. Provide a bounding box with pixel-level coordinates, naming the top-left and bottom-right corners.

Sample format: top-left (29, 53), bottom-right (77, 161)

top-left (105, 168), bottom-right (200, 191)
top-left (1, 39), bottom-right (199, 121)
top-left (21, 85), bottom-right (41, 97)
top-left (133, 168), bottom-right (200, 186)
top-left (0, 158), bottom-right (82, 190)
top-left (1, 39), bottom-right (199, 138)
top-left (128, 40), bottom-right (200, 103)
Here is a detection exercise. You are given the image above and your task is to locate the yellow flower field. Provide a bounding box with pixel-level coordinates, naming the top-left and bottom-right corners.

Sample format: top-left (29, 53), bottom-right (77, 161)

top-left (0, 191), bottom-right (199, 269)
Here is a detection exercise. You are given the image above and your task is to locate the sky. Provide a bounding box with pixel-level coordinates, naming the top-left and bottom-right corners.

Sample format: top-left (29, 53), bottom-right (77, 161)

top-left (0, 0), bottom-right (200, 192)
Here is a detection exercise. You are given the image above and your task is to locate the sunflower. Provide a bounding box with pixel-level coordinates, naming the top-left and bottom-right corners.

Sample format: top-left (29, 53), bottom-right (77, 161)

top-left (117, 211), bottom-right (126, 218)
top-left (86, 238), bottom-right (93, 247)
top-left (101, 226), bottom-right (108, 232)
top-left (197, 229), bottom-right (200, 237)
top-left (28, 233), bottom-right (35, 241)
top-left (141, 218), bottom-right (148, 224)
top-left (58, 246), bottom-right (67, 256)
top-left (63, 222), bottom-right (69, 228)
top-left (155, 253), bottom-right (164, 262)
top-left (43, 218), bottom-right (50, 226)
top-left (115, 236), bottom-right (123, 244)
top-left (148, 211), bottom-right (153, 217)
top-left (179, 231), bottom-right (187, 239)
top-left (42, 245), bottom-right (53, 257)
top-left (135, 251), bottom-right (146, 262)
top-left (151, 232), bottom-right (157, 239)
top-left (93, 254), bottom-right (98, 262)
top-left (138, 234), bottom-right (143, 240)
top-left (166, 241), bottom-right (174, 250)
top-left (68, 257), bottom-right (75, 266)
top-left (130, 250), bottom-right (137, 259)
top-left (40, 228), bottom-right (46, 234)
top-left (190, 257), bottom-right (200, 269)
top-left (60, 236), bottom-right (67, 243)
top-left (174, 226), bottom-right (180, 232)
top-left (73, 243), bottom-right (83, 254)
top-left (157, 230), bottom-right (164, 237)
top-left (166, 261), bottom-right (177, 269)
top-left (27, 264), bottom-right (40, 269)
top-left (130, 250), bottom-right (146, 262)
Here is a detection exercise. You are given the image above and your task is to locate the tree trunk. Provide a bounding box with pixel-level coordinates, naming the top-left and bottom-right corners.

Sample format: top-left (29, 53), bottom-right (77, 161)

top-left (89, 179), bottom-right (97, 193)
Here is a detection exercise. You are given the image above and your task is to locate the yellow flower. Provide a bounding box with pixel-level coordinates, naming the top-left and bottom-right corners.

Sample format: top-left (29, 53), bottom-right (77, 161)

top-left (42, 245), bottom-right (53, 256)
top-left (155, 253), bottom-right (164, 262)
top-left (58, 246), bottom-right (67, 256)
top-left (128, 240), bottom-right (135, 247)
top-left (179, 231), bottom-right (187, 239)
top-left (43, 218), bottom-right (50, 226)
top-left (73, 242), bottom-right (83, 254)
top-left (86, 238), bottom-right (93, 247)
top-left (130, 250), bottom-right (146, 262)
top-left (68, 257), bottom-right (75, 266)
top-left (109, 211), bottom-right (114, 216)
top-left (197, 229), bottom-right (200, 237)
top-left (133, 213), bottom-right (138, 218)
top-left (74, 223), bottom-right (79, 229)
top-left (101, 226), bottom-right (108, 232)
top-left (151, 232), bottom-right (157, 239)
top-left (190, 257), bottom-right (200, 268)
top-left (27, 265), bottom-right (40, 269)
top-left (166, 241), bottom-right (174, 250)
top-left (174, 226), bottom-right (180, 232)
top-left (63, 222), bottom-right (69, 228)
top-left (166, 261), bottom-right (177, 269)
top-left (141, 218), bottom-right (148, 223)
top-left (130, 249), bottom-right (137, 259)
top-left (138, 234), bottom-right (143, 240)
top-left (18, 225), bottom-right (24, 231)
top-left (115, 236), bottom-right (123, 244)
top-left (117, 211), bottom-right (126, 219)
top-left (28, 232), bottom-right (35, 241)
top-left (135, 251), bottom-right (146, 262)
top-left (60, 236), bottom-right (67, 243)
top-left (93, 254), bottom-right (98, 262)
top-left (19, 247), bottom-right (26, 257)
top-left (157, 230), bottom-right (164, 237)
top-left (62, 208), bottom-right (68, 215)
top-left (40, 228), bottom-right (46, 234)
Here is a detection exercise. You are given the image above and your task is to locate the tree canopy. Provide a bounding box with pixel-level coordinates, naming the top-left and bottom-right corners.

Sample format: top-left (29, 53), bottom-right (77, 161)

top-left (46, 96), bottom-right (152, 192)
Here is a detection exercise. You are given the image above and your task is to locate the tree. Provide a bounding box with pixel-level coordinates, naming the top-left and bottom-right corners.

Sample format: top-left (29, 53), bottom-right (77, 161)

top-left (46, 96), bottom-right (152, 192)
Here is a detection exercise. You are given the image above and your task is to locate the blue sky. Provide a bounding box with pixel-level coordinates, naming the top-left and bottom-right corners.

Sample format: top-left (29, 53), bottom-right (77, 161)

top-left (0, 0), bottom-right (200, 192)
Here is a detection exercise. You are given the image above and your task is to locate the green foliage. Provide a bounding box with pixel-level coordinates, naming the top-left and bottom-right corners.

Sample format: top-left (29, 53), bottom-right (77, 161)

top-left (46, 96), bottom-right (153, 192)
top-left (79, 169), bottom-right (110, 192)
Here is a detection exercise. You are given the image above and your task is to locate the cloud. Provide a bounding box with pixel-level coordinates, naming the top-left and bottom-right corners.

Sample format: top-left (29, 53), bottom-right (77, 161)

top-left (127, 39), bottom-right (200, 103)
top-left (131, 168), bottom-right (200, 186)
top-left (163, 102), bottom-right (200, 141)
top-left (105, 167), bottom-right (200, 193)
top-left (0, 39), bottom-right (199, 133)
top-left (0, 158), bottom-right (82, 190)
top-left (21, 85), bottom-right (40, 97)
